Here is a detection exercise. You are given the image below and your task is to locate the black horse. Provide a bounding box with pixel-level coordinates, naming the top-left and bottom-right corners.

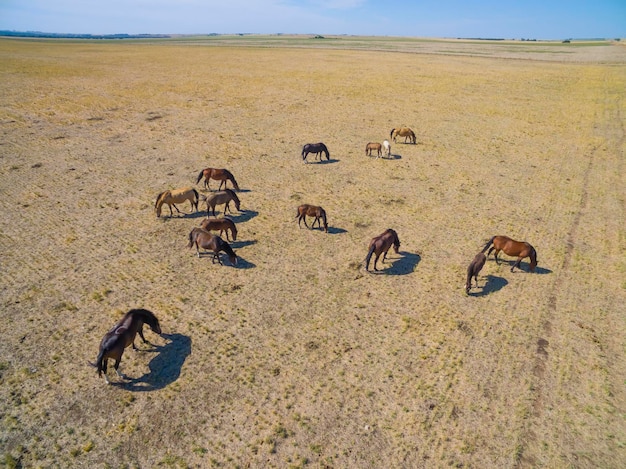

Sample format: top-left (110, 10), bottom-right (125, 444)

top-left (302, 142), bottom-right (330, 162)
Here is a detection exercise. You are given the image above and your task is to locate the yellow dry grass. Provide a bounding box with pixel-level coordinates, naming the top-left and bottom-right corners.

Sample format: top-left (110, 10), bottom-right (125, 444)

top-left (0, 37), bottom-right (625, 468)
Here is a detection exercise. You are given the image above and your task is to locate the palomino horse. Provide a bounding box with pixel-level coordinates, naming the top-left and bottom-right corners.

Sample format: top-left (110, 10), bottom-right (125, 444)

top-left (295, 204), bottom-right (328, 232)
top-left (92, 309), bottom-right (162, 384)
top-left (465, 252), bottom-right (487, 293)
top-left (366, 142), bottom-right (382, 157)
top-left (390, 127), bottom-right (416, 144)
top-left (187, 227), bottom-right (237, 265)
top-left (382, 140), bottom-right (391, 158)
top-left (302, 142), bottom-right (330, 162)
top-left (200, 217), bottom-right (237, 241)
top-left (365, 229), bottom-right (401, 272)
top-left (482, 235), bottom-right (537, 272)
top-left (195, 167), bottom-right (240, 191)
top-left (203, 189), bottom-right (241, 217)
top-left (155, 187), bottom-right (199, 218)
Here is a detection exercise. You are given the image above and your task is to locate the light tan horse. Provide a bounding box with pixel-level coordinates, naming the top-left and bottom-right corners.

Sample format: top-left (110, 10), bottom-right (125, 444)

top-left (200, 217), bottom-right (238, 241)
top-left (203, 189), bottom-right (241, 217)
top-left (390, 127), bottom-right (416, 144)
top-left (365, 142), bottom-right (382, 157)
top-left (155, 187), bottom-right (199, 217)
top-left (295, 204), bottom-right (328, 232)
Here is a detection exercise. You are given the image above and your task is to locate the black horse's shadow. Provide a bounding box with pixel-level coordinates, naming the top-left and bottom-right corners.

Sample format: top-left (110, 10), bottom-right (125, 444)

top-left (383, 153), bottom-right (402, 160)
top-left (232, 256), bottom-right (256, 269)
top-left (373, 251), bottom-right (421, 275)
top-left (492, 259), bottom-right (552, 275)
top-left (309, 158), bottom-right (339, 165)
top-left (114, 333), bottom-right (191, 392)
top-left (230, 239), bottom-right (257, 249)
top-left (470, 275), bottom-right (509, 297)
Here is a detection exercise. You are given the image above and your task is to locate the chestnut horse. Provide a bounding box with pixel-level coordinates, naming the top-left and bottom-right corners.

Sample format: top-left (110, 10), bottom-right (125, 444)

top-left (295, 204), bottom-right (328, 232)
top-left (195, 167), bottom-right (240, 191)
top-left (203, 189), bottom-right (241, 217)
top-left (482, 235), bottom-right (537, 272)
top-left (302, 143), bottom-right (330, 162)
top-left (465, 252), bottom-right (487, 293)
top-left (91, 309), bottom-right (162, 384)
top-left (390, 127), bottom-right (416, 144)
top-left (187, 227), bottom-right (237, 265)
top-left (366, 142), bottom-right (382, 157)
top-left (200, 217), bottom-right (237, 241)
top-left (365, 228), bottom-right (401, 271)
top-left (155, 187), bottom-right (199, 217)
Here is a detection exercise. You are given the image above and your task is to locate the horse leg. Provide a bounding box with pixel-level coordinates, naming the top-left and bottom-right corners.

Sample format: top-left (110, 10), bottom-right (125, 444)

top-left (219, 180), bottom-right (225, 191)
top-left (511, 257), bottom-right (523, 272)
top-left (196, 242), bottom-right (201, 258)
top-left (374, 253), bottom-right (381, 271)
top-left (113, 359), bottom-right (127, 380)
top-left (302, 215), bottom-right (310, 229)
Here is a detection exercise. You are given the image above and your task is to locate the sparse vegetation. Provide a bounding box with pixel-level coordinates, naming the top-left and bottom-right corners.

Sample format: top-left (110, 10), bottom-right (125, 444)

top-left (0, 36), bottom-right (625, 468)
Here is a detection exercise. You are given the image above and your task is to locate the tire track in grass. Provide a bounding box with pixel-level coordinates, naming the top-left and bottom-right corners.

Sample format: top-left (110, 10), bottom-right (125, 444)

top-left (516, 74), bottom-right (623, 467)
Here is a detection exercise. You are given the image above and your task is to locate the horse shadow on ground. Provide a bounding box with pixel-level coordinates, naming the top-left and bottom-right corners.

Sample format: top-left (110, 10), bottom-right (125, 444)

top-left (228, 209), bottom-right (258, 223)
top-left (372, 251), bottom-right (421, 275)
top-left (469, 275), bottom-right (509, 297)
top-left (373, 153), bottom-right (401, 160)
top-left (327, 226), bottom-right (348, 235)
top-left (161, 210), bottom-right (206, 220)
top-left (113, 333), bottom-right (191, 392)
top-left (491, 259), bottom-right (552, 275)
top-left (307, 158), bottom-right (340, 165)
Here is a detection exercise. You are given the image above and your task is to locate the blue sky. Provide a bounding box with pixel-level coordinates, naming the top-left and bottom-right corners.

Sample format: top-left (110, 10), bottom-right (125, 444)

top-left (0, 1), bottom-right (624, 39)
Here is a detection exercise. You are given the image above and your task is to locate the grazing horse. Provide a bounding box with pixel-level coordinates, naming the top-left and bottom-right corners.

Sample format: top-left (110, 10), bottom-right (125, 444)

top-left (482, 235), bottom-right (537, 272)
top-left (295, 204), bottom-right (328, 232)
top-left (200, 217), bottom-right (237, 241)
top-left (195, 167), bottom-right (240, 191)
top-left (92, 309), bottom-right (162, 384)
top-left (465, 252), bottom-right (487, 294)
top-left (155, 187), bottom-right (199, 217)
top-left (365, 229), bottom-right (401, 272)
top-left (203, 189), bottom-right (241, 217)
top-left (187, 227), bottom-right (237, 265)
top-left (382, 140), bottom-right (391, 158)
top-left (366, 142), bottom-right (382, 157)
top-left (302, 142), bottom-right (330, 162)
top-left (390, 127), bottom-right (416, 144)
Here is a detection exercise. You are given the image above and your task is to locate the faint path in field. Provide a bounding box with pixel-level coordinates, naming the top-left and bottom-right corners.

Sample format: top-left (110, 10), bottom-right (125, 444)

top-left (515, 73), bottom-right (625, 467)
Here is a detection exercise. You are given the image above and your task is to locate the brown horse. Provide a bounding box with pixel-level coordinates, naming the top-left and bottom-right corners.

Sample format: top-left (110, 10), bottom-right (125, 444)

top-left (155, 187), bottom-right (199, 218)
top-left (187, 227), bottom-right (237, 265)
top-left (482, 235), bottom-right (537, 272)
top-left (203, 189), bottom-right (241, 217)
top-left (92, 309), bottom-right (162, 384)
top-left (365, 228), bottom-right (401, 271)
top-left (366, 142), bottom-right (382, 157)
top-left (195, 167), bottom-right (240, 191)
top-left (295, 204), bottom-right (328, 232)
top-left (200, 217), bottom-right (237, 241)
top-left (465, 252), bottom-right (487, 294)
top-left (390, 127), bottom-right (416, 144)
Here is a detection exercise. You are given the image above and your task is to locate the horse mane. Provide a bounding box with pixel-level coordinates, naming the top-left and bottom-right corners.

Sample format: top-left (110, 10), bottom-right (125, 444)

top-left (155, 191), bottom-right (168, 208)
top-left (225, 188), bottom-right (240, 203)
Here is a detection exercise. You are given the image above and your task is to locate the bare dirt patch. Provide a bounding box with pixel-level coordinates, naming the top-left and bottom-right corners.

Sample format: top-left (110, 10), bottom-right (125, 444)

top-left (1, 37), bottom-right (625, 468)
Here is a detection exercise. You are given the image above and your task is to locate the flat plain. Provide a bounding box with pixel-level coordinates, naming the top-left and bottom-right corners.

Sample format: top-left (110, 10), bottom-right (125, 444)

top-left (1, 36), bottom-right (625, 468)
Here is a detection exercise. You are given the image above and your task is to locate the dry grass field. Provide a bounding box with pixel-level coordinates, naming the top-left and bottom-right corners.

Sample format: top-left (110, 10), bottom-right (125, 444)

top-left (1, 36), bottom-right (625, 468)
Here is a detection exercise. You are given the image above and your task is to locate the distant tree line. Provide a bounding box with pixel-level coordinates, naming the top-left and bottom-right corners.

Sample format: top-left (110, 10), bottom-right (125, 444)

top-left (0, 30), bottom-right (171, 39)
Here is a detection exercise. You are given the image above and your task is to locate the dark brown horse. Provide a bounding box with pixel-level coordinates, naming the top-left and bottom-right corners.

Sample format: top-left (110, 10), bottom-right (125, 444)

top-left (200, 217), bottom-right (238, 241)
top-left (302, 143), bottom-right (330, 162)
top-left (295, 204), bottom-right (328, 232)
top-left (195, 167), bottom-right (240, 191)
top-left (203, 189), bottom-right (241, 217)
top-left (187, 227), bottom-right (237, 265)
top-left (482, 235), bottom-right (537, 272)
top-left (465, 252), bottom-right (487, 293)
top-left (366, 142), bottom-right (382, 157)
top-left (92, 309), bottom-right (162, 384)
top-left (390, 127), bottom-right (416, 144)
top-left (365, 228), bottom-right (401, 271)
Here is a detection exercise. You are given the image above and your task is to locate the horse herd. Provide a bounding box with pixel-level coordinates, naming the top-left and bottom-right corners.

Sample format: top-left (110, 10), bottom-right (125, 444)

top-left (95, 129), bottom-right (539, 384)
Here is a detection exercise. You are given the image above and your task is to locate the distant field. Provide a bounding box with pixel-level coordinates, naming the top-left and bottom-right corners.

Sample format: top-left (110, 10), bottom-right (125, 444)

top-left (1, 36), bottom-right (625, 468)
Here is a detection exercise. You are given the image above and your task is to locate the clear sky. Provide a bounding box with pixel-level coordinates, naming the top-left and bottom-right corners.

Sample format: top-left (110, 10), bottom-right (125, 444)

top-left (1, 0), bottom-right (624, 40)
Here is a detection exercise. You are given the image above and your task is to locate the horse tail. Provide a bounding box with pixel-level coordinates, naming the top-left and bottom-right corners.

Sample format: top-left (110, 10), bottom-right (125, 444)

top-left (364, 244), bottom-right (376, 271)
top-left (481, 236), bottom-right (496, 254)
top-left (187, 229), bottom-right (195, 248)
top-left (196, 170), bottom-right (205, 185)
top-left (192, 188), bottom-right (199, 210)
